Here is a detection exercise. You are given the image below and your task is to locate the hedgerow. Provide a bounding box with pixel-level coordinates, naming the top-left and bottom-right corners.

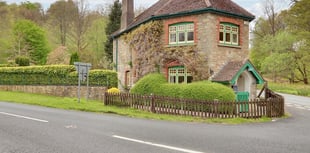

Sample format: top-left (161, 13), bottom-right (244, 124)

top-left (0, 65), bottom-right (117, 87)
top-left (130, 73), bottom-right (235, 101)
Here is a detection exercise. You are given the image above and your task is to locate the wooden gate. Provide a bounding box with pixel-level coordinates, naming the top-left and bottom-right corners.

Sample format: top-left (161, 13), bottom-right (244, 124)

top-left (236, 92), bottom-right (249, 112)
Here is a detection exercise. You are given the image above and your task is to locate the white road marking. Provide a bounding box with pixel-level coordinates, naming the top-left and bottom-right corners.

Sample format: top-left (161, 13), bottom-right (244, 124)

top-left (113, 135), bottom-right (205, 153)
top-left (293, 104), bottom-right (302, 107)
top-left (65, 125), bottom-right (77, 129)
top-left (0, 112), bottom-right (48, 123)
top-left (296, 107), bottom-right (306, 110)
top-left (286, 103), bottom-right (310, 111)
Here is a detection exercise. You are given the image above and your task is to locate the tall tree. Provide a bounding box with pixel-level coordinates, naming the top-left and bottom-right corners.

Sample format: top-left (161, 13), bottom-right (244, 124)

top-left (285, 0), bottom-right (310, 84)
top-left (18, 1), bottom-right (44, 24)
top-left (260, 31), bottom-right (297, 82)
top-left (47, 0), bottom-right (76, 46)
top-left (0, 1), bottom-right (12, 63)
top-left (86, 13), bottom-right (109, 68)
top-left (250, 0), bottom-right (287, 70)
top-left (13, 20), bottom-right (50, 65)
top-left (104, 0), bottom-right (122, 63)
top-left (71, 0), bottom-right (91, 54)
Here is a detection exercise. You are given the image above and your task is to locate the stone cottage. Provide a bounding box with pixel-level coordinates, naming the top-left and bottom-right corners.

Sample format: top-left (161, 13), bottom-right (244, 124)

top-left (112, 0), bottom-right (264, 100)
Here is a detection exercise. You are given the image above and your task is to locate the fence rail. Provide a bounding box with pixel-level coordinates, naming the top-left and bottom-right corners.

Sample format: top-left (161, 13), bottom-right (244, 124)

top-left (103, 89), bottom-right (285, 118)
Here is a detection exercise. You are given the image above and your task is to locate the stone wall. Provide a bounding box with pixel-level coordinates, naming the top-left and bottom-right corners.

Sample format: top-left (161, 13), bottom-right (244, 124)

top-left (0, 85), bottom-right (107, 101)
top-left (113, 38), bottom-right (132, 91)
top-left (197, 14), bottom-right (249, 74)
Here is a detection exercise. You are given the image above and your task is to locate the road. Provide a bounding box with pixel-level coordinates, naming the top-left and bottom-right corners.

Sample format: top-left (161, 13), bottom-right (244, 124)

top-left (0, 94), bottom-right (310, 153)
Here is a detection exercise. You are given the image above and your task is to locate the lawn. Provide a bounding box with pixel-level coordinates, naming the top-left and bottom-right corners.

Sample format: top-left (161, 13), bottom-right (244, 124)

top-left (0, 91), bottom-right (272, 124)
top-left (266, 82), bottom-right (310, 97)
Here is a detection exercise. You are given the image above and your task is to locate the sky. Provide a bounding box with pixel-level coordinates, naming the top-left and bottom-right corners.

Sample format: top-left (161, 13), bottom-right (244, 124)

top-left (5, 0), bottom-right (292, 18)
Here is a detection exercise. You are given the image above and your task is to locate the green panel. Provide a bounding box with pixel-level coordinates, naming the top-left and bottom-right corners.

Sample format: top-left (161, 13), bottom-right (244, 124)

top-left (236, 92), bottom-right (249, 112)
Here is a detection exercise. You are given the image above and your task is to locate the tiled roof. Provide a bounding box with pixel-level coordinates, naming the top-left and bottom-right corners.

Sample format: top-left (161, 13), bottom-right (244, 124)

top-left (212, 60), bottom-right (246, 82)
top-left (117, 0), bottom-right (254, 35)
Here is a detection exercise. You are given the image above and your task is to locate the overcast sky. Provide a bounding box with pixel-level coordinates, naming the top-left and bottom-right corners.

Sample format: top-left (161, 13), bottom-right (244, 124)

top-left (6, 0), bottom-right (291, 18)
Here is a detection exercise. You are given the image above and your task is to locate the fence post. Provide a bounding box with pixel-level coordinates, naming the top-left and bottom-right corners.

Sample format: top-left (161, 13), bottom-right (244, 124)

top-left (266, 98), bottom-right (272, 117)
top-left (214, 99), bottom-right (219, 118)
top-left (150, 93), bottom-right (155, 113)
top-left (103, 92), bottom-right (107, 105)
top-left (281, 97), bottom-right (285, 116)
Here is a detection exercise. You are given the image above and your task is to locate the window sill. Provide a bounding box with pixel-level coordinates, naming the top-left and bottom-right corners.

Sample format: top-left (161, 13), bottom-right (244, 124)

top-left (218, 44), bottom-right (241, 49)
top-left (166, 43), bottom-right (196, 47)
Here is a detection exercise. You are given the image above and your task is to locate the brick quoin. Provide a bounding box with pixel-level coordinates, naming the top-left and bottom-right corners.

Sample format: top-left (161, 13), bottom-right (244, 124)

top-left (163, 16), bottom-right (198, 45)
top-left (216, 16), bottom-right (244, 46)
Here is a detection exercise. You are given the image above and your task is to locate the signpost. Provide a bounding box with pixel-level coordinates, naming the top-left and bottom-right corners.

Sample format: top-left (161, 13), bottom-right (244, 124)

top-left (74, 62), bottom-right (92, 103)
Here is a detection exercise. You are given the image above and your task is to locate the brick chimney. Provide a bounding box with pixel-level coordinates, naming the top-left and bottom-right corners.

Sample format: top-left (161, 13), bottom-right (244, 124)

top-left (121, 0), bottom-right (134, 30)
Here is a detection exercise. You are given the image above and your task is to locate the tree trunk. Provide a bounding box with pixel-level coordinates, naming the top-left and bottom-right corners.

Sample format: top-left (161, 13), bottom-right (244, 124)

top-left (304, 78), bottom-right (308, 85)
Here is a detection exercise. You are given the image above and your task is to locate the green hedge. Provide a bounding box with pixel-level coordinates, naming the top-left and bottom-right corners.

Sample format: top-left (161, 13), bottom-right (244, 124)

top-left (130, 73), bottom-right (167, 95)
top-left (0, 65), bottom-right (117, 87)
top-left (130, 73), bottom-right (235, 101)
top-left (154, 81), bottom-right (235, 101)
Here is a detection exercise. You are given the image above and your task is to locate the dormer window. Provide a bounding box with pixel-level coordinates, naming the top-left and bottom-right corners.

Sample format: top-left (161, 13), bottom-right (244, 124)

top-left (169, 23), bottom-right (194, 45)
top-left (219, 23), bottom-right (239, 46)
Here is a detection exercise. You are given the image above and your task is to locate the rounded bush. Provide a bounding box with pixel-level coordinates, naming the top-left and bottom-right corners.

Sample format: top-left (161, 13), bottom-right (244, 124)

top-left (180, 81), bottom-right (235, 101)
top-left (154, 81), bottom-right (235, 101)
top-left (130, 73), bottom-right (167, 95)
top-left (153, 83), bottom-right (184, 97)
top-left (15, 56), bottom-right (30, 66)
top-left (130, 73), bottom-right (235, 101)
top-left (70, 52), bottom-right (80, 65)
top-left (107, 87), bottom-right (120, 94)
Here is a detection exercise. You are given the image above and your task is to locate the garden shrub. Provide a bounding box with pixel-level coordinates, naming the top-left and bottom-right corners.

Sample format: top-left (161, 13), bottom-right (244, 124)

top-left (155, 81), bottom-right (235, 101)
top-left (130, 74), bottom-right (236, 113)
top-left (153, 83), bottom-right (184, 97)
top-left (130, 73), bottom-right (167, 95)
top-left (130, 73), bottom-right (235, 101)
top-left (15, 56), bottom-right (30, 66)
top-left (107, 87), bottom-right (120, 94)
top-left (70, 52), bottom-right (80, 65)
top-left (156, 81), bottom-right (235, 113)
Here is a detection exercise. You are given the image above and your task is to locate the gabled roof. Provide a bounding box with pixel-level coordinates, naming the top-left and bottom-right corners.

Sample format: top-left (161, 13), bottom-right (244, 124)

top-left (212, 59), bottom-right (264, 85)
top-left (113, 0), bottom-right (255, 37)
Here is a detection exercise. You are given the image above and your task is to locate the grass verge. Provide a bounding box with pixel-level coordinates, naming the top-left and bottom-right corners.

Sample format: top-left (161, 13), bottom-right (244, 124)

top-left (0, 91), bottom-right (272, 124)
top-left (265, 82), bottom-right (310, 97)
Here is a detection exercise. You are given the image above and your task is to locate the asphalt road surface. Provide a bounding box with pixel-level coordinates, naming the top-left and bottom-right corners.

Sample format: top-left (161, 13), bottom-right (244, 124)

top-left (0, 94), bottom-right (310, 153)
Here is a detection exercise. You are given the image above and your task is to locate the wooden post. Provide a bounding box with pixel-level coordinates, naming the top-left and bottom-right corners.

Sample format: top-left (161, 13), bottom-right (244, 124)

top-left (103, 92), bottom-right (107, 105)
top-left (150, 93), bottom-right (155, 113)
top-left (214, 99), bottom-right (219, 118)
top-left (266, 98), bottom-right (271, 117)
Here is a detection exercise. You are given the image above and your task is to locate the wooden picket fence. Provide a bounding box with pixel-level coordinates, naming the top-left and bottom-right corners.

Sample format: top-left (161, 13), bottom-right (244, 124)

top-left (103, 89), bottom-right (284, 118)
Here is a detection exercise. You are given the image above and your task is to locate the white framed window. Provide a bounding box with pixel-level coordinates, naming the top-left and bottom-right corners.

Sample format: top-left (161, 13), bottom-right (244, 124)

top-left (169, 23), bottom-right (194, 45)
top-left (168, 66), bottom-right (193, 84)
top-left (219, 23), bottom-right (239, 46)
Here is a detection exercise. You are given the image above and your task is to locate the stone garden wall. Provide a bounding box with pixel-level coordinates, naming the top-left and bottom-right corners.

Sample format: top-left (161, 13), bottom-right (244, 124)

top-left (0, 85), bottom-right (107, 101)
